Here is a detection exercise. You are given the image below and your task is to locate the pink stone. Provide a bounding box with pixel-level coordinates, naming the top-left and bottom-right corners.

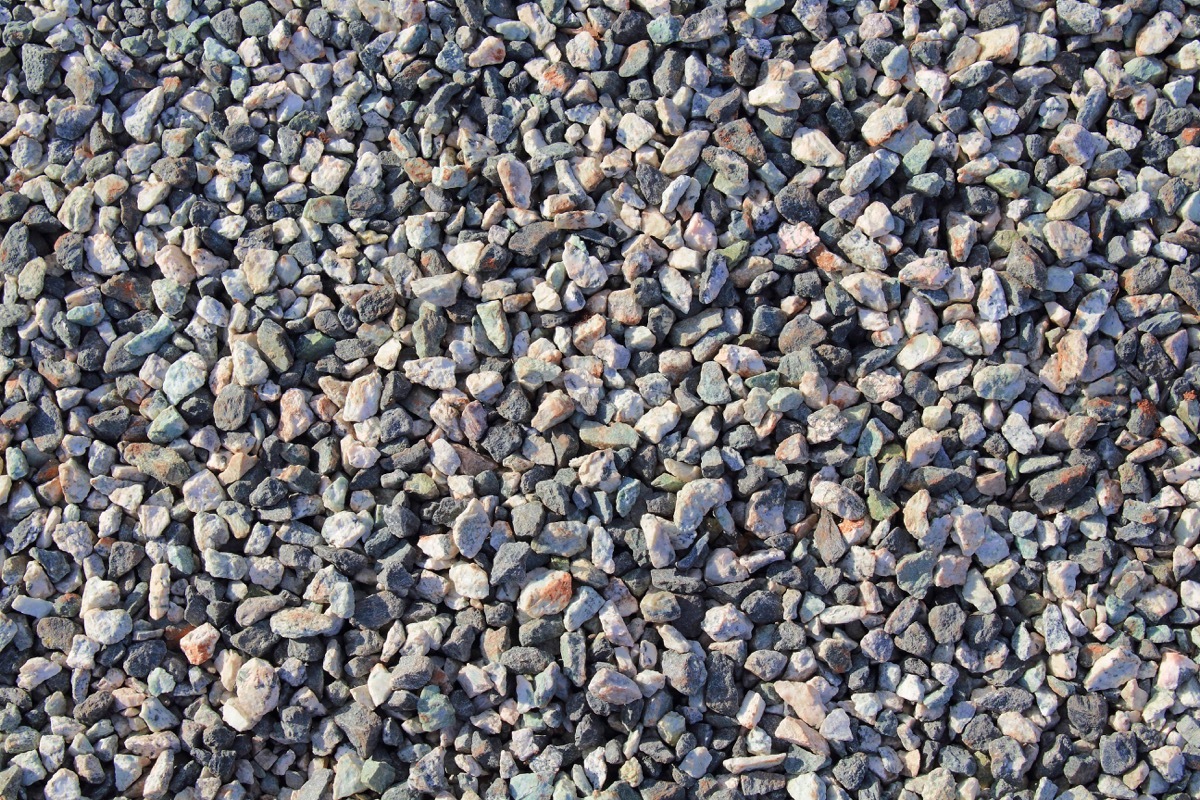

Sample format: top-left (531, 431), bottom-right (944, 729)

top-left (179, 623), bottom-right (220, 665)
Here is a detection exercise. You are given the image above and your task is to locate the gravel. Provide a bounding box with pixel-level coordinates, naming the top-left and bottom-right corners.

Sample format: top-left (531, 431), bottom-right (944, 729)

top-left (3, 1), bottom-right (1200, 800)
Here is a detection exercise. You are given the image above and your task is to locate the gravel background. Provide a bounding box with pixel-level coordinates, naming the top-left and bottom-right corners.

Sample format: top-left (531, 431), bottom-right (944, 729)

top-left (2, 1), bottom-right (1200, 800)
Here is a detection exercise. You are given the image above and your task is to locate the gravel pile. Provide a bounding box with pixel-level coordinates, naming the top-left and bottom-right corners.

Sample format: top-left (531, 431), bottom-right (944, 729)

top-left (2, 0), bottom-right (1200, 798)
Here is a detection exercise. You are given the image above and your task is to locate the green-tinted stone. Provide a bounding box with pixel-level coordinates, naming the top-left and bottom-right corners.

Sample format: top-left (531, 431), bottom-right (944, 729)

top-left (672, 309), bottom-right (725, 346)
top-left (651, 474), bottom-right (686, 492)
top-left (1105, 594), bottom-right (1133, 625)
top-left (902, 139), bottom-right (935, 175)
top-left (985, 168), bottom-right (1030, 198)
top-left (856, 418), bottom-right (889, 458)
top-left (799, 593), bottom-right (826, 623)
top-left (126, 315), bottom-right (175, 356)
top-left (405, 473), bottom-right (439, 499)
top-left (896, 550), bottom-right (936, 598)
top-left (202, 37), bottom-right (237, 64)
top-left (166, 25), bottom-right (199, 56)
top-left (533, 669), bottom-right (556, 705)
top-left (614, 479), bottom-right (642, 518)
top-left (647, 15), bottom-right (682, 44)
top-left (66, 303), bottom-right (105, 326)
top-left (1014, 536), bottom-right (1039, 560)
top-left (417, 686), bottom-right (455, 732)
top-left (492, 21), bottom-right (525, 41)
top-left (148, 407), bottom-right (186, 444)
top-left (124, 441), bottom-right (190, 485)
top-left (322, 475), bottom-right (349, 513)
top-left (908, 173), bottom-right (944, 197)
top-left (1124, 56), bottom-right (1166, 83)
top-left (988, 229), bottom-right (1019, 257)
top-left (476, 300), bottom-right (511, 354)
top-left (510, 773), bottom-right (553, 800)
top-left (361, 761), bottom-right (396, 793)
top-left (657, 711), bottom-right (687, 746)
top-left (767, 386), bottom-right (801, 412)
top-left (546, 260), bottom-right (567, 290)
top-left (514, 356), bottom-right (562, 389)
top-left (974, 364), bottom-right (1027, 403)
top-left (619, 41), bottom-right (652, 77)
top-left (836, 404), bottom-right (871, 445)
top-left (294, 331), bottom-right (335, 361)
top-left (239, 1), bottom-right (274, 36)
top-left (17, 258), bottom-right (46, 300)
top-left (1146, 625), bottom-right (1173, 644)
top-left (5, 447), bottom-right (28, 480)
top-left (152, 279), bottom-right (188, 316)
top-left (758, 160), bottom-right (788, 193)
top-left (1026, 187), bottom-right (1054, 212)
top-left (147, 667), bottom-right (176, 697)
top-left (823, 66), bottom-right (857, 103)
top-left (230, 65), bottom-right (251, 100)
top-left (304, 196), bottom-right (348, 223)
top-left (519, 710), bottom-right (547, 732)
top-left (167, 543), bottom-right (195, 574)
top-left (1178, 399), bottom-right (1200, 434)
top-left (867, 488), bottom-right (898, 520)
top-left (579, 421), bottom-right (638, 449)
top-left (1016, 594), bottom-right (1045, 617)
top-left (121, 35), bottom-right (150, 57)
top-left (745, 370), bottom-right (780, 392)
top-left (413, 305), bottom-right (447, 358)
